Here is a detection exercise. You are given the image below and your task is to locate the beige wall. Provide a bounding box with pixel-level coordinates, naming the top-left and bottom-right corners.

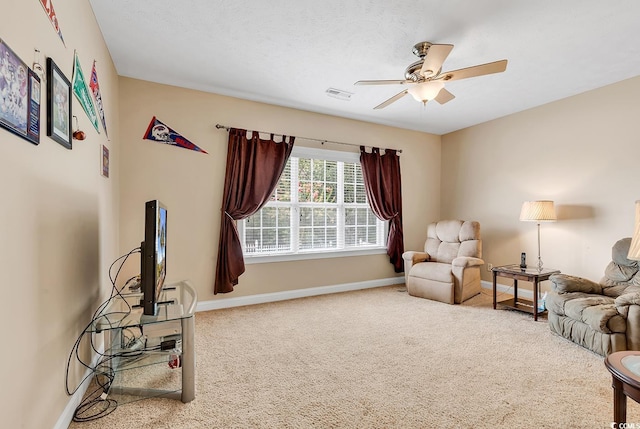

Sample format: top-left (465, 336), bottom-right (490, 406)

top-left (442, 76), bottom-right (640, 286)
top-left (0, 1), bottom-right (120, 428)
top-left (117, 77), bottom-right (440, 302)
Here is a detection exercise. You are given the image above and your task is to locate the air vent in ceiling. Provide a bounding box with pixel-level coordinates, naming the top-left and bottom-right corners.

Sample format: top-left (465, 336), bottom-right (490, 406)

top-left (325, 87), bottom-right (353, 101)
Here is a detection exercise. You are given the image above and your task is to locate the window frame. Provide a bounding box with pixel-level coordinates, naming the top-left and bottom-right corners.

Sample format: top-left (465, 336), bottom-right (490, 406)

top-left (239, 146), bottom-right (388, 264)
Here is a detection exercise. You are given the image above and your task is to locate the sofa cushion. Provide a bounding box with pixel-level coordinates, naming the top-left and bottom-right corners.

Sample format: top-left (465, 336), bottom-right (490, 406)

top-left (545, 291), bottom-right (586, 316)
top-left (435, 220), bottom-right (463, 243)
top-left (409, 262), bottom-right (453, 284)
top-left (564, 296), bottom-right (625, 334)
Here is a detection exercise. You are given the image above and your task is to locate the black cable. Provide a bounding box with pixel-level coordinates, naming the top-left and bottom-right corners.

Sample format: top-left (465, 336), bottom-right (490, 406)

top-left (65, 246), bottom-right (143, 421)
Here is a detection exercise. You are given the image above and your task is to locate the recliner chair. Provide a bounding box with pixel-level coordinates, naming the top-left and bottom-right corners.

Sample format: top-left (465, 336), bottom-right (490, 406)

top-left (402, 220), bottom-right (484, 304)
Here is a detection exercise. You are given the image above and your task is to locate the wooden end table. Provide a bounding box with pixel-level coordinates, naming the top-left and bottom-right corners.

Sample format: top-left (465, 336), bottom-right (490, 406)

top-left (492, 264), bottom-right (560, 321)
top-left (605, 351), bottom-right (640, 425)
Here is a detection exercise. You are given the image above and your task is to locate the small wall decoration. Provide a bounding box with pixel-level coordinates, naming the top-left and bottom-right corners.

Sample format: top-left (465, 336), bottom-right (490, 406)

top-left (89, 60), bottom-right (108, 138)
top-left (38, 0), bottom-right (65, 46)
top-left (0, 38), bottom-right (40, 145)
top-left (72, 115), bottom-right (85, 140)
top-left (72, 51), bottom-right (99, 133)
top-left (101, 144), bottom-right (109, 178)
top-left (46, 57), bottom-right (72, 149)
top-left (143, 116), bottom-right (208, 154)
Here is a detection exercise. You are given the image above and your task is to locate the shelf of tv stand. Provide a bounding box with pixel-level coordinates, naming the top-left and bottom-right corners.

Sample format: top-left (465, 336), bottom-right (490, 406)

top-left (99, 349), bottom-right (184, 402)
top-left (90, 280), bottom-right (197, 404)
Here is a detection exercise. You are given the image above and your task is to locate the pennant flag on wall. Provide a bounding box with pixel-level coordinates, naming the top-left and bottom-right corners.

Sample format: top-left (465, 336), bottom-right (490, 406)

top-left (39, 0), bottom-right (65, 45)
top-left (89, 61), bottom-right (108, 138)
top-left (72, 52), bottom-right (100, 133)
top-left (143, 116), bottom-right (207, 154)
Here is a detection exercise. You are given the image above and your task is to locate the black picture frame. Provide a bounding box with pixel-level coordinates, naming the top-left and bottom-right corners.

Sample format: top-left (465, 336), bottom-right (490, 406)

top-left (0, 38), bottom-right (40, 145)
top-left (46, 57), bottom-right (72, 149)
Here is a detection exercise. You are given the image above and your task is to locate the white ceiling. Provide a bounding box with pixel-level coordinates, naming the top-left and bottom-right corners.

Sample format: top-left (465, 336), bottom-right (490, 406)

top-left (88, 0), bottom-right (640, 135)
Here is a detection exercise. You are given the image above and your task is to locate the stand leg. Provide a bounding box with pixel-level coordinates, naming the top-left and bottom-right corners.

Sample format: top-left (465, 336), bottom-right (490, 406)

top-left (492, 271), bottom-right (497, 309)
top-left (533, 279), bottom-right (539, 321)
top-left (181, 315), bottom-right (196, 403)
top-left (612, 378), bottom-right (627, 424)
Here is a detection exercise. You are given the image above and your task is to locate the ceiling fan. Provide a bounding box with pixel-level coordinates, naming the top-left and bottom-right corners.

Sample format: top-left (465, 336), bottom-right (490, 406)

top-left (355, 41), bottom-right (508, 110)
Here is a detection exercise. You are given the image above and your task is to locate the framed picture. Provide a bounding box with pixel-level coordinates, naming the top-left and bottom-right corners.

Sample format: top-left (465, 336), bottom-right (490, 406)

top-left (0, 38), bottom-right (40, 145)
top-left (27, 69), bottom-right (41, 144)
top-left (46, 57), bottom-right (72, 149)
top-left (101, 144), bottom-right (109, 178)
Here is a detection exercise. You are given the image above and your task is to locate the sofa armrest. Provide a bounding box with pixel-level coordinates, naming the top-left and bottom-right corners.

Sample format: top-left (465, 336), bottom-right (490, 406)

top-left (615, 292), bottom-right (640, 307)
top-left (452, 256), bottom-right (484, 268)
top-left (402, 251), bottom-right (429, 265)
top-left (402, 251), bottom-right (429, 284)
top-left (549, 274), bottom-right (603, 294)
top-left (615, 293), bottom-right (640, 350)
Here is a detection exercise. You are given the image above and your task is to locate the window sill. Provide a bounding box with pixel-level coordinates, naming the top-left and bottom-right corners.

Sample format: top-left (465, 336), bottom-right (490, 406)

top-left (243, 247), bottom-right (388, 264)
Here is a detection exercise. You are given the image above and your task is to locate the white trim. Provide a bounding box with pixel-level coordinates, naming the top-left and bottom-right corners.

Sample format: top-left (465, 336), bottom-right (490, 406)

top-left (244, 246), bottom-right (387, 264)
top-left (54, 343), bottom-right (105, 429)
top-left (196, 276), bottom-right (405, 311)
top-left (292, 145), bottom-right (359, 163)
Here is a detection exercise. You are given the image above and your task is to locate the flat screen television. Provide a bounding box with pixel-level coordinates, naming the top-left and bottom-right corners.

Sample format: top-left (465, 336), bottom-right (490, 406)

top-left (140, 200), bottom-right (167, 316)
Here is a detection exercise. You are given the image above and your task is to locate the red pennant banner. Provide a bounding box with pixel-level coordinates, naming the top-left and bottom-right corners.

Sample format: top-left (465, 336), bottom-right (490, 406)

top-left (89, 61), bottom-right (108, 138)
top-left (39, 0), bottom-right (65, 45)
top-left (143, 116), bottom-right (207, 154)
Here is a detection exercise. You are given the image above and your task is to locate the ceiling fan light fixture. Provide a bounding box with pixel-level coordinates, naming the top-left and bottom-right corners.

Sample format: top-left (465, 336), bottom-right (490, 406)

top-left (407, 80), bottom-right (445, 103)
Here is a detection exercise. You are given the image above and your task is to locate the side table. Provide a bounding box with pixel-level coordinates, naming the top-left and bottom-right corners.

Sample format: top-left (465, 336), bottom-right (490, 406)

top-left (492, 264), bottom-right (560, 321)
top-left (605, 351), bottom-right (640, 425)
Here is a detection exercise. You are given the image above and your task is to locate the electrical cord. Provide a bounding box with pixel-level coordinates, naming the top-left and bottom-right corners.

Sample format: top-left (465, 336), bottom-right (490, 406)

top-left (65, 246), bottom-right (143, 422)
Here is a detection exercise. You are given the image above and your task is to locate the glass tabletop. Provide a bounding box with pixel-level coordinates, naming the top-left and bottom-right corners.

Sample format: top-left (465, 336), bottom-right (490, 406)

top-left (493, 264), bottom-right (560, 276)
top-left (622, 355), bottom-right (640, 377)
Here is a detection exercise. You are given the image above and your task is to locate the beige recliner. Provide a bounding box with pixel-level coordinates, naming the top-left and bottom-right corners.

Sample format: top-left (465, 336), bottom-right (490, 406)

top-left (402, 220), bottom-right (484, 304)
top-left (546, 237), bottom-right (640, 356)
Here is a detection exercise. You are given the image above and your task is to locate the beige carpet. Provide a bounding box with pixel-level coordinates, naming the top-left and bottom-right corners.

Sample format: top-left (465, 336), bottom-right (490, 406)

top-left (69, 286), bottom-right (640, 428)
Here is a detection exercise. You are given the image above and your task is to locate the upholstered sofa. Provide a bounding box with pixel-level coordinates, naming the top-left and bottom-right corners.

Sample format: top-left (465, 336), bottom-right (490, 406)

top-left (546, 237), bottom-right (640, 356)
top-left (402, 220), bottom-right (484, 304)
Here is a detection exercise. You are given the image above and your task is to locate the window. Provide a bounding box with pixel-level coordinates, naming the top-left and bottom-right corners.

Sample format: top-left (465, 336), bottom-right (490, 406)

top-left (240, 147), bottom-right (386, 260)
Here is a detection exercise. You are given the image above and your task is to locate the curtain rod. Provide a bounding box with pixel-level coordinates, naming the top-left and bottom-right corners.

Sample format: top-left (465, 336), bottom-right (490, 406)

top-left (215, 124), bottom-right (402, 154)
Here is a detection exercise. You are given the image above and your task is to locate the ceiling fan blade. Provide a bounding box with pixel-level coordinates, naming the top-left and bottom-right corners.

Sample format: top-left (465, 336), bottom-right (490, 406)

top-left (439, 59), bottom-right (508, 82)
top-left (434, 88), bottom-right (455, 104)
top-left (420, 44), bottom-right (454, 78)
top-left (355, 79), bottom-right (411, 86)
top-left (374, 90), bottom-right (408, 110)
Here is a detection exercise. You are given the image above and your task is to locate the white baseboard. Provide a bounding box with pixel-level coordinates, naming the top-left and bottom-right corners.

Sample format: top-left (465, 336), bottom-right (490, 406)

top-left (54, 343), bottom-right (105, 429)
top-left (481, 279), bottom-right (534, 299)
top-left (196, 276), bottom-right (406, 312)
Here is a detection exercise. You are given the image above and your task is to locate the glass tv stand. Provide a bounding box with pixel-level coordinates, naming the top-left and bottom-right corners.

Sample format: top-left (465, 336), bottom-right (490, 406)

top-left (89, 280), bottom-right (197, 404)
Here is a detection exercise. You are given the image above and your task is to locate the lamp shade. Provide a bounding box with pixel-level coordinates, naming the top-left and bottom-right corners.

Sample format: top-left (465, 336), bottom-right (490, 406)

top-left (519, 201), bottom-right (557, 222)
top-left (628, 200), bottom-right (640, 260)
top-left (407, 81), bottom-right (445, 102)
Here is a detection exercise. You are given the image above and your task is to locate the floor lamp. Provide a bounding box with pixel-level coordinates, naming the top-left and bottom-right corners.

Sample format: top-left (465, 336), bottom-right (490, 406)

top-left (628, 200), bottom-right (640, 261)
top-left (519, 200), bottom-right (557, 272)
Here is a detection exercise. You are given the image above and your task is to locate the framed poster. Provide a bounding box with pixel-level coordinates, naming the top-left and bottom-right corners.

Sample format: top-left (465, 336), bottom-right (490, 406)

top-left (0, 38), bottom-right (40, 145)
top-left (46, 57), bottom-right (72, 149)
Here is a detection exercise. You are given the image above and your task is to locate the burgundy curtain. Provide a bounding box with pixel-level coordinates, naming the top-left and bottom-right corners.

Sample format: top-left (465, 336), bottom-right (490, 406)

top-left (214, 129), bottom-right (294, 294)
top-left (359, 146), bottom-right (404, 272)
